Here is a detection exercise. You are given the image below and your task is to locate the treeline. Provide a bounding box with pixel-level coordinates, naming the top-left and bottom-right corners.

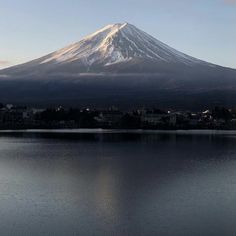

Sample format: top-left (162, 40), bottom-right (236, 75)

top-left (1, 103), bottom-right (236, 130)
top-left (35, 108), bottom-right (100, 128)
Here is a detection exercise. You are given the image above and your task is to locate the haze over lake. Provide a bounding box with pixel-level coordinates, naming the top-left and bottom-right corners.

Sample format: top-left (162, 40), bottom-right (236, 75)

top-left (0, 130), bottom-right (236, 235)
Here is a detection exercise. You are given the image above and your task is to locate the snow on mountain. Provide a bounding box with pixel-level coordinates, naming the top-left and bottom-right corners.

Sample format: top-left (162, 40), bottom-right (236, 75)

top-left (2, 22), bottom-right (214, 76)
top-left (39, 22), bottom-right (207, 67)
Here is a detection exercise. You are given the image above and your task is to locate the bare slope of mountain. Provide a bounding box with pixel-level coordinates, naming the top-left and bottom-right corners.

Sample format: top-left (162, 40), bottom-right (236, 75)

top-left (0, 23), bottom-right (236, 108)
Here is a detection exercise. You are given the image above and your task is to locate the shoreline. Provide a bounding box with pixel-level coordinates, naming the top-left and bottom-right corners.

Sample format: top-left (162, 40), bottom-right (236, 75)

top-left (1, 128), bottom-right (236, 135)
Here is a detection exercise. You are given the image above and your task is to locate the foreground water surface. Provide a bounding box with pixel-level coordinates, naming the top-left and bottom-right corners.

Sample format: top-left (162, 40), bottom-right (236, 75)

top-left (0, 130), bottom-right (236, 235)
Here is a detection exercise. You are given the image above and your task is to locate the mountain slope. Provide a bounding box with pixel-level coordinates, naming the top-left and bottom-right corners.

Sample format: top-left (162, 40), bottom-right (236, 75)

top-left (1, 23), bottom-right (215, 76)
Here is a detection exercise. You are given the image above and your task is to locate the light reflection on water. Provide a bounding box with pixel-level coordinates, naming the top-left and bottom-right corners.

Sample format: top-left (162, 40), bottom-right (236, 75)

top-left (0, 131), bottom-right (235, 235)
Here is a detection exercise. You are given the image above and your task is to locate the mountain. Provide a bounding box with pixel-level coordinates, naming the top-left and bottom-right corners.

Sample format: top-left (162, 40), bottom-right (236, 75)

top-left (1, 22), bottom-right (216, 75)
top-left (0, 23), bottom-right (236, 108)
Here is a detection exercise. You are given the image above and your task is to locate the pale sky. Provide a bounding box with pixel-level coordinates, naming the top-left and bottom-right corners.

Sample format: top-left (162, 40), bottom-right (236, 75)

top-left (0, 0), bottom-right (236, 69)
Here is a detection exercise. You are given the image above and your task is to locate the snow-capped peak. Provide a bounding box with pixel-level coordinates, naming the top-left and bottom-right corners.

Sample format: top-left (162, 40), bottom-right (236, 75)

top-left (39, 22), bottom-right (208, 68)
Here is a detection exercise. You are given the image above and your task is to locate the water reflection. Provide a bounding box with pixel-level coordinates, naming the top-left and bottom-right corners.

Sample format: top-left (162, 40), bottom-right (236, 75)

top-left (0, 131), bottom-right (235, 235)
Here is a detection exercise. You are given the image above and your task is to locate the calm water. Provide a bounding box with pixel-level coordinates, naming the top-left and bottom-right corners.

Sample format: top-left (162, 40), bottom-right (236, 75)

top-left (0, 130), bottom-right (236, 236)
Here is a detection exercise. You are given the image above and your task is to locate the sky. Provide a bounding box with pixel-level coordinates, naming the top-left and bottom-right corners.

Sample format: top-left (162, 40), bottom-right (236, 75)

top-left (0, 0), bottom-right (235, 69)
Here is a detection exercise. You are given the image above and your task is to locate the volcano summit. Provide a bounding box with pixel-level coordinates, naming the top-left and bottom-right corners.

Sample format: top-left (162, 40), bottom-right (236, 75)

top-left (2, 23), bottom-right (214, 75)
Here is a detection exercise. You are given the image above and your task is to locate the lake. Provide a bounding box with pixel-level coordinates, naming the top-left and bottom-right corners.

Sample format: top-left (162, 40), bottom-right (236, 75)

top-left (0, 130), bottom-right (236, 235)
